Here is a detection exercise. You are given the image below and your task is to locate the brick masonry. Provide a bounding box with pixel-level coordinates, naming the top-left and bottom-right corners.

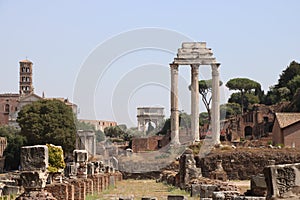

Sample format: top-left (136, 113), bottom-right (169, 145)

top-left (45, 173), bottom-right (122, 200)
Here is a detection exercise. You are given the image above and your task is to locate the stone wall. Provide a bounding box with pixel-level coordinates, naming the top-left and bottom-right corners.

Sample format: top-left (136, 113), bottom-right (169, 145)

top-left (132, 136), bottom-right (163, 152)
top-left (197, 149), bottom-right (300, 180)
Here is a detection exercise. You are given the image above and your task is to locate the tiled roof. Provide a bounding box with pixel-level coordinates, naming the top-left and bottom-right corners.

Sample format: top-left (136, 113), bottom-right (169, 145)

top-left (275, 113), bottom-right (300, 129)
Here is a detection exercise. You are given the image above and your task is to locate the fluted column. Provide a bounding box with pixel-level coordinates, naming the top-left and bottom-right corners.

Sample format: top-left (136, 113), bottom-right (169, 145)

top-left (211, 63), bottom-right (221, 145)
top-left (191, 64), bottom-right (200, 141)
top-left (170, 63), bottom-right (180, 145)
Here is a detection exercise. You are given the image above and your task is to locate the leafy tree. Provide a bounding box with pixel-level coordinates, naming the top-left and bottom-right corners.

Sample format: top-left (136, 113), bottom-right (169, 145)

top-left (76, 120), bottom-right (105, 142)
top-left (277, 87), bottom-right (291, 101)
top-left (189, 79), bottom-right (223, 122)
top-left (263, 61), bottom-right (300, 104)
top-left (76, 120), bottom-right (95, 131)
top-left (179, 112), bottom-right (191, 129)
top-left (104, 126), bottom-right (125, 138)
top-left (0, 126), bottom-right (26, 170)
top-left (228, 92), bottom-right (259, 112)
top-left (220, 103), bottom-right (242, 119)
top-left (276, 61), bottom-right (300, 89)
top-left (226, 78), bottom-right (261, 113)
top-left (17, 100), bottom-right (76, 154)
top-left (156, 118), bottom-right (170, 136)
top-left (287, 75), bottom-right (300, 95)
top-left (199, 112), bottom-right (209, 126)
top-left (95, 130), bottom-right (105, 142)
top-left (47, 144), bottom-right (65, 173)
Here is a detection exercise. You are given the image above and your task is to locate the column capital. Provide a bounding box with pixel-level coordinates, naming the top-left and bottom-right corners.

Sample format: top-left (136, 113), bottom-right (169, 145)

top-left (211, 63), bottom-right (220, 76)
top-left (170, 63), bottom-right (179, 70)
top-left (191, 64), bottom-right (200, 69)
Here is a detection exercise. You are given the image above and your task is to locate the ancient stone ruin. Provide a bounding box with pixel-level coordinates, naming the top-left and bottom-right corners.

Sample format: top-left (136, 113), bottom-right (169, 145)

top-left (12, 145), bottom-right (122, 200)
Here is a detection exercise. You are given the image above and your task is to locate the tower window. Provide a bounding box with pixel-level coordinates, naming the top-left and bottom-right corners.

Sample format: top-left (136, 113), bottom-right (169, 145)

top-left (5, 104), bottom-right (9, 113)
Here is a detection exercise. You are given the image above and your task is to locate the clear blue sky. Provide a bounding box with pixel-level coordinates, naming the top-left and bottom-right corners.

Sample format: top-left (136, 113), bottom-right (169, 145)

top-left (1, 1), bottom-right (299, 127)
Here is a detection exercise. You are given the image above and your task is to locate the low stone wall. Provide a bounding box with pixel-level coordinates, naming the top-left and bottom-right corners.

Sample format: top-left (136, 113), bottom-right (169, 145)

top-left (45, 172), bottom-right (122, 200)
top-left (197, 149), bottom-right (300, 180)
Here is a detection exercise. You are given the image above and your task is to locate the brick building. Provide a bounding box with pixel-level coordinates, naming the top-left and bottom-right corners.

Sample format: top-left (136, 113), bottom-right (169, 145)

top-left (272, 113), bottom-right (300, 148)
top-left (221, 104), bottom-right (275, 141)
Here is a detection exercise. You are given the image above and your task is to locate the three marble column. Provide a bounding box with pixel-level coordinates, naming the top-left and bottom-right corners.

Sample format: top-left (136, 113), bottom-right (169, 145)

top-left (170, 63), bottom-right (220, 145)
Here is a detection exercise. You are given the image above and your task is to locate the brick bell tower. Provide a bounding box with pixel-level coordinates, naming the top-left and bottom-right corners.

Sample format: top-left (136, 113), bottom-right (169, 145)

top-left (19, 59), bottom-right (34, 95)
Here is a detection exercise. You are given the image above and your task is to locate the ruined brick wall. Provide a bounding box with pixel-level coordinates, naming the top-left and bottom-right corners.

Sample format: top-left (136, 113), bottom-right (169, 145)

top-left (284, 121), bottom-right (300, 148)
top-left (46, 183), bottom-right (72, 200)
top-left (132, 136), bottom-right (163, 152)
top-left (148, 136), bottom-right (163, 150)
top-left (272, 119), bottom-right (283, 145)
top-left (132, 138), bottom-right (148, 152)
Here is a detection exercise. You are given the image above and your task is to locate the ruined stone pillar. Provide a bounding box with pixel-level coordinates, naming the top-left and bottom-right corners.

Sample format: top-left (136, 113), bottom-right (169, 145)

top-left (191, 64), bottom-right (200, 141)
top-left (170, 63), bottom-right (180, 145)
top-left (211, 64), bottom-right (221, 145)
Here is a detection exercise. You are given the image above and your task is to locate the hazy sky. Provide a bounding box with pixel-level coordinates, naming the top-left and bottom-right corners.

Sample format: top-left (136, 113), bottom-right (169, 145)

top-left (1, 1), bottom-right (299, 127)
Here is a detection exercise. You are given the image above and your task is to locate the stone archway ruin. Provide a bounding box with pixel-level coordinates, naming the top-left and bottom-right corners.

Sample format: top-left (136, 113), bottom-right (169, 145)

top-left (170, 42), bottom-right (220, 145)
top-left (137, 107), bottom-right (165, 134)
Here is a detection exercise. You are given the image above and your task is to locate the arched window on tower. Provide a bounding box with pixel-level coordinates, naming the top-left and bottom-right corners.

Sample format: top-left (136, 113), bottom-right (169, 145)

top-left (5, 104), bottom-right (9, 113)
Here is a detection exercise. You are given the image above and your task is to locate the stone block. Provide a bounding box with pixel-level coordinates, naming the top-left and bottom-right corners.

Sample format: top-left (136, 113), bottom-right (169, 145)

top-left (2, 185), bottom-right (21, 195)
top-left (87, 163), bottom-right (94, 175)
top-left (233, 197), bottom-right (266, 200)
top-left (119, 197), bottom-right (134, 200)
top-left (20, 145), bottom-right (48, 171)
top-left (109, 175), bottom-right (115, 188)
top-left (200, 184), bottom-right (218, 198)
top-left (250, 174), bottom-right (267, 196)
top-left (73, 150), bottom-right (88, 163)
top-left (20, 171), bottom-right (48, 190)
top-left (167, 195), bottom-right (186, 200)
top-left (212, 191), bottom-right (240, 200)
top-left (182, 42), bottom-right (206, 49)
top-left (264, 163), bottom-right (300, 199)
top-left (190, 184), bottom-right (201, 197)
top-left (141, 197), bottom-right (157, 200)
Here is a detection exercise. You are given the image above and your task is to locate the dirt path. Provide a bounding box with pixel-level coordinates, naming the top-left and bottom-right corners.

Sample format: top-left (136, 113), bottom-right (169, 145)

top-left (94, 179), bottom-right (199, 200)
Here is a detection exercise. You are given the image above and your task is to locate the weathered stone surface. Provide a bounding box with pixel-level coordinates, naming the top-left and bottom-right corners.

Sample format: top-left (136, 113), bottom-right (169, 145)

top-left (264, 163), bottom-right (300, 199)
top-left (111, 156), bottom-right (119, 170)
top-left (200, 184), bottom-right (218, 198)
top-left (16, 190), bottom-right (57, 200)
top-left (2, 185), bottom-right (21, 195)
top-left (250, 174), bottom-right (267, 196)
top-left (87, 162), bottom-right (94, 175)
top-left (212, 191), bottom-right (240, 200)
top-left (179, 148), bottom-right (201, 189)
top-left (210, 160), bottom-right (227, 181)
top-left (167, 195), bottom-right (186, 200)
top-left (73, 149), bottom-right (88, 163)
top-left (20, 145), bottom-right (48, 171)
top-left (232, 197), bottom-right (266, 200)
top-left (119, 196), bottom-right (134, 200)
top-left (197, 149), bottom-right (300, 180)
top-left (20, 171), bottom-right (48, 190)
top-left (141, 197), bottom-right (158, 200)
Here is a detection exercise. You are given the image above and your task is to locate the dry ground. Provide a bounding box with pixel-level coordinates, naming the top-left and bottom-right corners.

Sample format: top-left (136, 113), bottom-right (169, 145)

top-left (89, 179), bottom-right (199, 200)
